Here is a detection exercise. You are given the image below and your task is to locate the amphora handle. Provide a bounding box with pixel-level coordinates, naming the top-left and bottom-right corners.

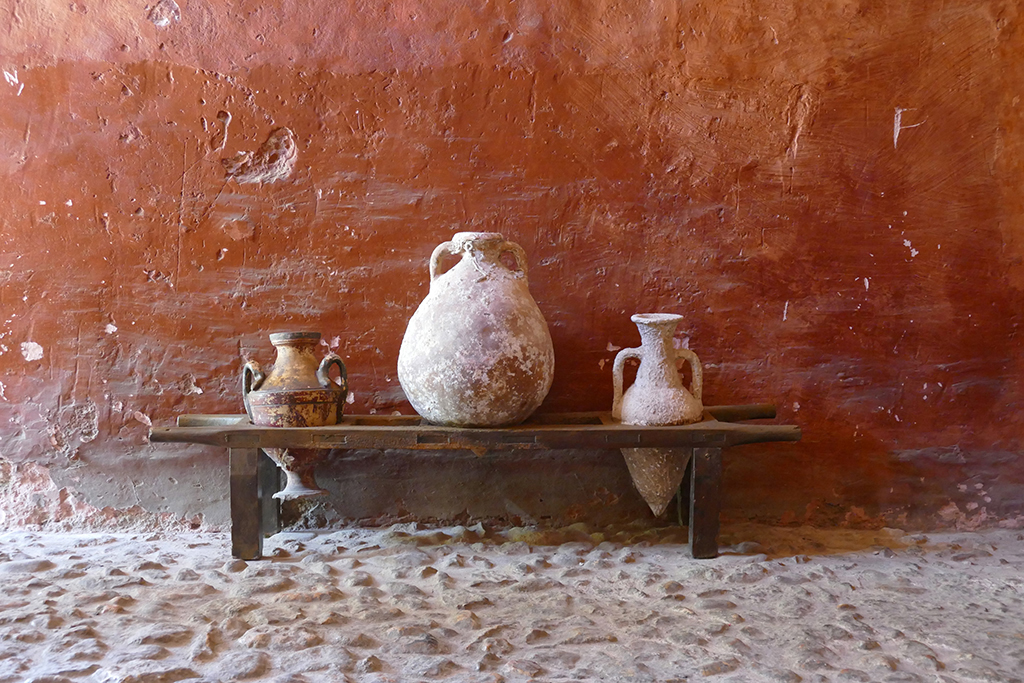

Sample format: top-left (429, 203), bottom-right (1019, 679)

top-left (611, 347), bottom-right (641, 421)
top-left (429, 240), bottom-right (456, 283)
top-left (317, 353), bottom-right (348, 393)
top-left (241, 360), bottom-right (265, 422)
top-left (498, 240), bottom-right (529, 282)
top-left (676, 348), bottom-right (703, 402)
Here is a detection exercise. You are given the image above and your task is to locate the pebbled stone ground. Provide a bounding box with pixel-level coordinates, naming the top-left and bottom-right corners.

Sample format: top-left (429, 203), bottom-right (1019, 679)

top-left (0, 523), bottom-right (1021, 682)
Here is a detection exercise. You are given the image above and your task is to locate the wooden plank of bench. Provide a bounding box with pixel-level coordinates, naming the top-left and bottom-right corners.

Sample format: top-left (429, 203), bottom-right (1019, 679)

top-left (172, 405), bottom-right (778, 428)
top-left (151, 420), bottom-right (800, 452)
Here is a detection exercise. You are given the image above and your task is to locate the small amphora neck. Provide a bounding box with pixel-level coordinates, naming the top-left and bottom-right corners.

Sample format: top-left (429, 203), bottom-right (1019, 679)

top-left (633, 314), bottom-right (682, 353)
top-left (632, 313), bottom-right (684, 385)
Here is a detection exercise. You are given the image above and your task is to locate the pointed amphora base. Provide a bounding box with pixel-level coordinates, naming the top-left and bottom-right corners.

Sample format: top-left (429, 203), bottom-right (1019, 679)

top-left (265, 448), bottom-right (329, 500)
top-left (621, 448), bottom-right (691, 516)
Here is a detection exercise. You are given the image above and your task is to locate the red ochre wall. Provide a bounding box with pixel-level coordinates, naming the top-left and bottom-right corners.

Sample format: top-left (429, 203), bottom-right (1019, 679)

top-left (1, 0), bottom-right (1022, 530)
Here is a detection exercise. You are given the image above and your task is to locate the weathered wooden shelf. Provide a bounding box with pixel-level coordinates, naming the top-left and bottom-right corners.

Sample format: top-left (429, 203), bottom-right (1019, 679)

top-left (150, 405), bottom-right (800, 561)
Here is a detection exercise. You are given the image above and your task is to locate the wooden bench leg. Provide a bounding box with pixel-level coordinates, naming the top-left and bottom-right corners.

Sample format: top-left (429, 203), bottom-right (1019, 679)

top-left (230, 448), bottom-right (262, 560)
top-left (258, 449), bottom-right (281, 536)
top-left (689, 447), bottom-right (722, 559)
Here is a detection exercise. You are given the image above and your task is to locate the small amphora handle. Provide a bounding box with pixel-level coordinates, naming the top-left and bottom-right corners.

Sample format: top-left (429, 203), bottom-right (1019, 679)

top-left (241, 360), bottom-right (265, 422)
top-left (676, 348), bottom-right (703, 402)
top-left (429, 240), bottom-right (456, 283)
top-left (317, 353), bottom-right (348, 393)
top-left (498, 240), bottom-right (529, 282)
top-left (611, 347), bottom-right (641, 421)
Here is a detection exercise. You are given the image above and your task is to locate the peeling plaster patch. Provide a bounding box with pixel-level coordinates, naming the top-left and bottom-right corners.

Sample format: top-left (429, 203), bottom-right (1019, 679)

top-left (320, 335), bottom-right (342, 351)
top-left (20, 341), bottom-right (43, 361)
top-left (938, 501), bottom-right (993, 530)
top-left (47, 401), bottom-right (99, 460)
top-left (210, 110), bottom-right (231, 151)
top-left (222, 127), bottom-right (298, 184)
top-left (105, 323), bottom-right (118, 334)
top-left (147, 0), bottom-right (181, 28)
top-left (903, 239), bottom-right (919, 257)
top-left (0, 381), bottom-right (6, 400)
top-left (132, 411), bottom-right (153, 427)
top-left (0, 459), bottom-right (207, 531)
top-left (606, 342), bottom-right (622, 352)
top-left (179, 373), bottom-right (204, 396)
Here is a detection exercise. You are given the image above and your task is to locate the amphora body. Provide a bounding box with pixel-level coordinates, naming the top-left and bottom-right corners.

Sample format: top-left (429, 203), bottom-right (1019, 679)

top-left (612, 313), bottom-right (703, 515)
top-left (398, 232), bottom-right (554, 427)
top-left (243, 332), bottom-right (347, 499)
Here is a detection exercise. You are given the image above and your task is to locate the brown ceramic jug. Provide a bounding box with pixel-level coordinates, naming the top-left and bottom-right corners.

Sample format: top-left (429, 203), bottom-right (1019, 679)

top-left (243, 332), bottom-right (347, 499)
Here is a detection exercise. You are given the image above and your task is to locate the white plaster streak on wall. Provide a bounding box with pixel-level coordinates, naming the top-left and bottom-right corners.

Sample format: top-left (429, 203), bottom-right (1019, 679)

top-left (20, 341), bottom-right (43, 361)
top-left (3, 68), bottom-right (24, 95)
top-left (783, 300), bottom-right (789, 321)
top-left (894, 107), bottom-right (925, 148)
top-left (0, 381), bottom-right (6, 401)
top-left (863, 277), bottom-right (870, 291)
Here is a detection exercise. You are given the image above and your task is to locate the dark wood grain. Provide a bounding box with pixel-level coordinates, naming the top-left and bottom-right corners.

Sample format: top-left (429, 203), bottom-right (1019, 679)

top-left (151, 410), bottom-right (800, 452)
top-left (689, 447), bottom-right (723, 559)
top-left (229, 448), bottom-right (262, 560)
top-left (258, 450), bottom-right (281, 536)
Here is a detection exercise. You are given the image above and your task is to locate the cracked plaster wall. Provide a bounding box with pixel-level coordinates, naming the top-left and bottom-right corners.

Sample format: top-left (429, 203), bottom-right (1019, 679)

top-left (1, 0), bottom-right (1023, 530)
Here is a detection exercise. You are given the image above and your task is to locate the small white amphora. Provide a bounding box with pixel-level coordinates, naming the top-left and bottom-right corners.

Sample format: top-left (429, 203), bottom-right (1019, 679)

top-left (612, 313), bottom-right (704, 515)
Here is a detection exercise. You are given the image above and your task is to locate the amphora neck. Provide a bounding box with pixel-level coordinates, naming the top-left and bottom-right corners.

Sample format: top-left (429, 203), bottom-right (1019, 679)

top-left (632, 314), bottom-right (684, 386)
top-left (268, 332), bottom-right (321, 372)
top-left (452, 232), bottom-right (505, 261)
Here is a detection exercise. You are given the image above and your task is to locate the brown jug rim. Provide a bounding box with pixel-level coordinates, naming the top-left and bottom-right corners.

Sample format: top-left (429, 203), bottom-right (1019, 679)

top-left (269, 331), bottom-right (322, 344)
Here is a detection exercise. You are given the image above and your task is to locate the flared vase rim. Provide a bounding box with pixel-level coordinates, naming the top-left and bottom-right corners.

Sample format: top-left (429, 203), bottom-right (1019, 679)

top-left (631, 313), bottom-right (684, 326)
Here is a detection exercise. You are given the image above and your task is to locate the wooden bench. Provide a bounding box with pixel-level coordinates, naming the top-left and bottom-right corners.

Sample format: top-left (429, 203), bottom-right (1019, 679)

top-left (150, 405), bottom-right (800, 560)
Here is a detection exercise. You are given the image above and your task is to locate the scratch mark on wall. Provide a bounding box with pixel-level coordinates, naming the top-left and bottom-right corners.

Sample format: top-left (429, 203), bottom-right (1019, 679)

top-left (786, 85), bottom-right (814, 159)
top-left (894, 107), bottom-right (925, 148)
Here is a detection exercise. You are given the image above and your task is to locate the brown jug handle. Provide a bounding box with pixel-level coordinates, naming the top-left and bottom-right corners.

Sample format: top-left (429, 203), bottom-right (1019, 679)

top-left (317, 353), bottom-right (348, 392)
top-left (498, 240), bottom-right (529, 282)
top-left (611, 347), bottom-right (641, 421)
top-left (241, 360), bottom-right (265, 422)
top-left (429, 240), bottom-right (457, 285)
top-left (675, 348), bottom-right (702, 402)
